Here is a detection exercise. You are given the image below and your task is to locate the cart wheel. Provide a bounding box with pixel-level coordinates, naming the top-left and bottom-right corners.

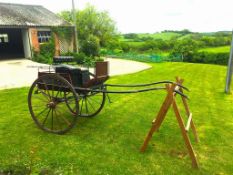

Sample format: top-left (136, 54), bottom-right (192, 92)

top-left (79, 91), bottom-right (106, 117)
top-left (65, 90), bottom-right (105, 117)
top-left (28, 74), bottom-right (79, 134)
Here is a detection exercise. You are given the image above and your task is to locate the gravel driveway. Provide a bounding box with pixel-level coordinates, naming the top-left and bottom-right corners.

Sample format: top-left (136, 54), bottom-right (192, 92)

top-left (0, 58), bottom-right (151, 90)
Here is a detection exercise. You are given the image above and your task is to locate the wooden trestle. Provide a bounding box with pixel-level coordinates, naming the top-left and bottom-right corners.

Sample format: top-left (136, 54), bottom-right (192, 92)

top-left (140, 77), bottom-right (199, 168)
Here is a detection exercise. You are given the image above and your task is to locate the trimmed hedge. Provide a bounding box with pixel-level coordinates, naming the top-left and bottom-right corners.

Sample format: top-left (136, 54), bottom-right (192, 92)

top-left (183, 52), bottom-right (229, 65)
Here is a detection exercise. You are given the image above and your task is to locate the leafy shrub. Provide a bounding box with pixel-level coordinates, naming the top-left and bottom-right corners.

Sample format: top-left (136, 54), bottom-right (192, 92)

top-left (83, 56), bottom-right (95, 67)
top-left (99, 48), bottom-right (108, 55)
top-left (120, 42), bottom-right (130, 52)
top-left (39, 44), bottom-right (54, 58)
top-left (60, 51), bottom-right (97, 67)
top-left (61, 51), bottom-right (73, 56)
top-left (106, 39), bottom-right (121, 51)
top-left (95, 57), bottom-right (105, 62)
top-left (73, 52), bottom-right (87, 64)
top-left (32, 52), bottom-right (49, 64)
top-left (32, 36), bottom-right (55, 64)
top-left (113, 49), bottom-right (123, 54)
top-left (80, 35), bottom-right (100, 57)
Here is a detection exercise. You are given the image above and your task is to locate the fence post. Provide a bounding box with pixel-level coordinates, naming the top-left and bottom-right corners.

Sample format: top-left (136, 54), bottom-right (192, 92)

top-left (225, 30), bottom-right (233, 93)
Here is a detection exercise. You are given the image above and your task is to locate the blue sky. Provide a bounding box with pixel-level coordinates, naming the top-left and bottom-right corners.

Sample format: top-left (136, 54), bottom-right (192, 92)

top-left (0, 0), bottom-right (232, 33)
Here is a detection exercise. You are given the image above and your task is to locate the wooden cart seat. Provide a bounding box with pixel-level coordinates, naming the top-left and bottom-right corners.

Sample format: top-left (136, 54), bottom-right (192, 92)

top-left (83, 61), bottom-right (109, 87)
top-left (55, 61), bottom-right (109, 88)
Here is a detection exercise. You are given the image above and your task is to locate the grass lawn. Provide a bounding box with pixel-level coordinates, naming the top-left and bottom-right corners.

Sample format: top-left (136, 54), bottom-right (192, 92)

top-left (0, 62), bottom-right (233, 174)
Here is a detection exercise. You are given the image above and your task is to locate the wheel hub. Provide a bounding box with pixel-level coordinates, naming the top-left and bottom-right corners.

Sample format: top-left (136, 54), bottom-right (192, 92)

top-left (47, 101), bottom-right (56, 109)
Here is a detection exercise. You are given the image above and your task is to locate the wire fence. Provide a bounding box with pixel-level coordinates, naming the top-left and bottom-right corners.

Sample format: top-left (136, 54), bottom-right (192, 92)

top-left (105, 52), bottom-right (182, 63)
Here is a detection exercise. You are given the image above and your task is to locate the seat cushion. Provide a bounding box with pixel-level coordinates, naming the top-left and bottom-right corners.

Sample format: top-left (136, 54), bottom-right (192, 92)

top-left (55, 65), bottom-right (86, 87)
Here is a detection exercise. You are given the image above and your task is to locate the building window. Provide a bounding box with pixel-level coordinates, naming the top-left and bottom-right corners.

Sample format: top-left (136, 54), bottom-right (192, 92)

top-left (0, 34), bottom-right (9, 43)
top-left (38, 31), bottom-right (51, 43)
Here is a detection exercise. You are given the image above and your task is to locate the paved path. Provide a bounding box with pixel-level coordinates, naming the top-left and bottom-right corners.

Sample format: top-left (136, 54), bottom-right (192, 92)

top-left (0, 58), bottom-right (151, 90)
top-left (104, 58), bottom-right (151, 76)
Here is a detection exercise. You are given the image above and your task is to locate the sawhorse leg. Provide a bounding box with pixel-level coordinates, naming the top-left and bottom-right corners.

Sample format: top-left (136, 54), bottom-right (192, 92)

top-left (176, 77), bottom-right (199, 143)
top-left (140, 79), bottom-right (199, 168)
top-left (172, 97), bottom-right (198, 168)
top-left (140, 84), bottom-right (175, 152)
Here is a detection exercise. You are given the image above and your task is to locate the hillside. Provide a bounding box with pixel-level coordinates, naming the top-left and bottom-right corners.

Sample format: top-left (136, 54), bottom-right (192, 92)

top-left (122, 31), bottom-right (232, 42)
top-left (114, 31), bottom-right (232, 65)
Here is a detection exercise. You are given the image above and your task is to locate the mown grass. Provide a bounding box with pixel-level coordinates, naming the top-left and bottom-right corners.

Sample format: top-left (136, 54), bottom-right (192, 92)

top-left (0, 62), bottom-right (233, 174)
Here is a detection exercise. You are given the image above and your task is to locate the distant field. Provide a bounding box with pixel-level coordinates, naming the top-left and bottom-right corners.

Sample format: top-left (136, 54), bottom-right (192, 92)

top-left (120, 32), bottom-right (231, 58)
top-left (177, 34), bottom-right (193, 40)
top-left (199, 46), bottom-right (230, 53)
top-left (120, 32), bottom-right (182, 48)
top-left (138, 32), bottom-right (181, 40)
top-left (124, 41), bottom-right (144, 46)
top-left (120, 32), bottom-right (182, 42)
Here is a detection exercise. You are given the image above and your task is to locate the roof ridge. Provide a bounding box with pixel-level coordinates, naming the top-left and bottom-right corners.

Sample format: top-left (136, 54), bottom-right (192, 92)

top-left (0, 2), bottom-right (43, 7)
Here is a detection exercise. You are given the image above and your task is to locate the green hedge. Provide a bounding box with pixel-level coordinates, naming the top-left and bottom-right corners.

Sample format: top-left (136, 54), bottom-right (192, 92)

top-left (183, 52), bottom-right (229, 65)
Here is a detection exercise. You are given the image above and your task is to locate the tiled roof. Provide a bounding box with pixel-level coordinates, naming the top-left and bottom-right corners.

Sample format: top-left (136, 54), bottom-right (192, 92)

top-left (0, 3), bottom-right (72, 28)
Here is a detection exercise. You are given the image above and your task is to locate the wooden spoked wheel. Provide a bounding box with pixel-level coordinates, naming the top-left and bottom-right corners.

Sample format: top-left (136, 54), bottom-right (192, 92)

top-left (79, 91), bottom-right (106, 117)
top-left (65, 89), bottom-right (106, 117)
top-left (28, 74), bottom-right (79, 134)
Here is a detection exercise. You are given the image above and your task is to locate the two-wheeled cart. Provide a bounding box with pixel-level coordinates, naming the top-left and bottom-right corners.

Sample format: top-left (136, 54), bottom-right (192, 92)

top-left (28, 61), bottom-right (199, 168)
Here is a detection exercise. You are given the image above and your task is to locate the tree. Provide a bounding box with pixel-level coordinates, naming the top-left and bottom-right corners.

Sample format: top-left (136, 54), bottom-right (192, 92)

top-left (58, 11), bottom-right (72, 22)
top-left (58, 4), bottom-right (119, 56)
top-left (81, 34), bottom-right (100, 57)
top-left (170, 39), bottom-right (199, 62)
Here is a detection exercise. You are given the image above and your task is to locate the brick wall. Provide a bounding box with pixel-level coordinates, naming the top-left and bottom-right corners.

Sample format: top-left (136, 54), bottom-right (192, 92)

top-left (29, 28), bottom-right (40, 52)
top-left (29, 28), bottom-right (66, 56)
top-left (54, 33), bottom-right (60, 56)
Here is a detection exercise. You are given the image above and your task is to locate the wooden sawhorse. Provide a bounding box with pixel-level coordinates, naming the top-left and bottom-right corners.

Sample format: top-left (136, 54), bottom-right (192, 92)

top-left (140, 77), bottom-right (199, 168)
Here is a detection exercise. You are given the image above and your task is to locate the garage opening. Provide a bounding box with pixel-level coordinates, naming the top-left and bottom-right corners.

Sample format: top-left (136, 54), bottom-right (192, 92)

top-left (0, 28), bottom-right (24, 59)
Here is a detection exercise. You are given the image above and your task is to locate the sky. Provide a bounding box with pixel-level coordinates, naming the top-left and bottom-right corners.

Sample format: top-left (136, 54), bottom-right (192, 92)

top-left (0, 0), bottom-right (233, 33)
